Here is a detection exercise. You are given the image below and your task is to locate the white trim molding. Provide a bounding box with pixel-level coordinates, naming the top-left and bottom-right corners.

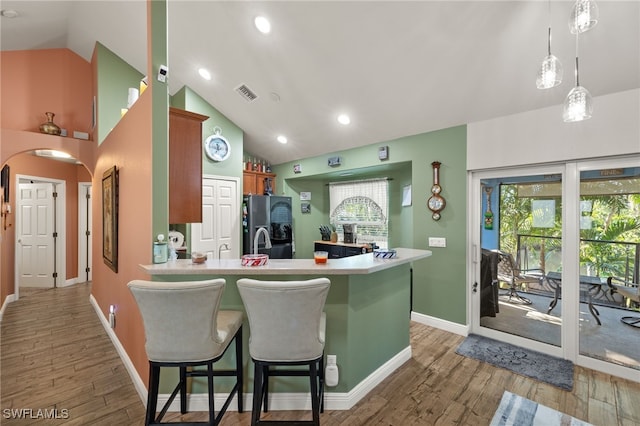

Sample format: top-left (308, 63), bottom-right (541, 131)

top-left (157, 345), bottom-right (413, 412)
top-left (91, 295), bottom-right (415, 413)
top-left (90, 295), bottom-right (148, 404)
top-left (411, 311), bottom-right (469, 337)
top-left (0, 294), bottom-right (17, 322)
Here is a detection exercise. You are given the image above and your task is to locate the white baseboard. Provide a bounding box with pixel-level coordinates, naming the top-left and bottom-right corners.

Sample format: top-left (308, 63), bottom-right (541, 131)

top-left (157, 345), bottom-right (412, 412)
top-left (60, 278), bottom-right (79, 288)
top-left (411, 311), bottom-right (469, 336)
top-left (89, 295), bottom-right (148, 404)
top-left (90, 294), bottom-right (416, 413)
top-left (0, 293), bottom-right (17, 322)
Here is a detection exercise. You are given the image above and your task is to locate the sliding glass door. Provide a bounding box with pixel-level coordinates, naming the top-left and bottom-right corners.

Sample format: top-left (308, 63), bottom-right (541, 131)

top-left (471, 156), bottom-right (640, 377)
top-left (473, 165), bottom-right (564, 353)
top-left (577, 160), bottom-right (640, 373)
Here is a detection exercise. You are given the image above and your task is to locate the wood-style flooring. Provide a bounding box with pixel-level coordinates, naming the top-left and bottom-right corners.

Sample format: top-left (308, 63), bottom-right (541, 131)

top-left (1, 283), bottom-right (639, 425)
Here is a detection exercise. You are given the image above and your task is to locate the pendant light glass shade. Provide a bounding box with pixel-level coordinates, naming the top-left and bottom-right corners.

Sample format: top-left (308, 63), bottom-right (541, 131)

top-left (563, 85), bottom-right (592, 122)
top-left (563, 55), bottom-right (593, 122)
top-left (537, 30), bottom-right (563, 89)
top-left (569, 0), bottom-right (598, 34)
top-left (537, 2), bottom-right (562, 89)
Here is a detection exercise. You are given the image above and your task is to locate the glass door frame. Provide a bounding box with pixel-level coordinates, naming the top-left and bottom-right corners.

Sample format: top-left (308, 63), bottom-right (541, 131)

top-left (574, 155), bottom-right (640, 379)
top-left (469, 163), bottom-right (568, 361)
top-left (469, 155), bottom-right (640, 380)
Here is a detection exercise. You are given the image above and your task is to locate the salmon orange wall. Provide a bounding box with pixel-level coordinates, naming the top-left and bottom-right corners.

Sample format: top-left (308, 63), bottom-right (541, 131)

top-left (1, 48), bottom-right (95, 306)
top-left (1, 49), bottom-right (93, 135)
top-left (91, 90), bottom-right (153, 386)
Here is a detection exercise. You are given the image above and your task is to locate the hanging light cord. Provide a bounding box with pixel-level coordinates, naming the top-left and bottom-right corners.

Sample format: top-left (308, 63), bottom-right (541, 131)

top-left (575, 34), bottom-right (580, 87)
top-left (547, 0), bottom-right (552, 55)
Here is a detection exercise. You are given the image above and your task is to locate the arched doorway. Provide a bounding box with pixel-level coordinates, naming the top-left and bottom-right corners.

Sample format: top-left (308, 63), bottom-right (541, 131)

top-left (2, 149), bottom-right (93, 299)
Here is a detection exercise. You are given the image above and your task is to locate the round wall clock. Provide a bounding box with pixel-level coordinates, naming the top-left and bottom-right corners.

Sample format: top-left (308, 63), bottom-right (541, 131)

top-left (204, 127), bottom-right (230, 162)
top-left (427, 161), bottom-right (446, 220)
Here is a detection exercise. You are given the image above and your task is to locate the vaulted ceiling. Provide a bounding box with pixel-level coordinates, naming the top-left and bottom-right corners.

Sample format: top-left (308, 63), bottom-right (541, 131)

top-left (2, 1), bottom-right (638, 165)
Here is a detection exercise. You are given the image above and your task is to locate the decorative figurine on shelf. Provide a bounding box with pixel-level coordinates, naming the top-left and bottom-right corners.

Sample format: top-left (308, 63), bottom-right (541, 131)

top-left (484, 185), bottom-right (494, 230)
top-left (39, 112), bottom-right (62, 136)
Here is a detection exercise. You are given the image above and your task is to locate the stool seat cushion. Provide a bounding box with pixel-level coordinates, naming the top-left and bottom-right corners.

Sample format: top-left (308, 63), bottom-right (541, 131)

top-left (128, 279), bottom-right (241, 363)
top-left (237, 278), bottom-right (330, 362)
top-left (216, 310), bottom-right (244, 348)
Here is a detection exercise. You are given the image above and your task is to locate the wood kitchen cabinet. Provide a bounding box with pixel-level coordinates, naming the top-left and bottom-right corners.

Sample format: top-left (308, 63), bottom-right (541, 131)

top-left (169, 107), bottom-right (209, 223)
top-left (243, 170), bottom-right (276, 195)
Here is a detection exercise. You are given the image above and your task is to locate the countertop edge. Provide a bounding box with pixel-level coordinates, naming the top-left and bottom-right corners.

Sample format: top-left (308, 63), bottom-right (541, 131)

top-left (139, 248), bottom-right (431, 276)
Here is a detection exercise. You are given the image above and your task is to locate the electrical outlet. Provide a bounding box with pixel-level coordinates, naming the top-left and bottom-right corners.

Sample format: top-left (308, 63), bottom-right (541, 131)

top-left (428, 237), bottom-right (446, 248)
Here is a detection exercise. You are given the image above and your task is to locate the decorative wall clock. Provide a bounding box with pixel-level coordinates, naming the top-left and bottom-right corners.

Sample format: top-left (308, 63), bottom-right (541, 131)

top-left (204, 127), bottom-right (230, 162)
top-left (427, 161), bottom-right (446, 220)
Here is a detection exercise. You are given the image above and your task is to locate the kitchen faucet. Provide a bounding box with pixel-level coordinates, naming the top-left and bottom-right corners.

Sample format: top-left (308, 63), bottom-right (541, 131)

top-left (253, 227), bottom-right (272, 255)
top-left (218, 243), bottom-right (229, 259)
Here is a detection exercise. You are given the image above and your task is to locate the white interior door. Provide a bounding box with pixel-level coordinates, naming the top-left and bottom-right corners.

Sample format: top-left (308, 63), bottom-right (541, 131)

top-left (17, 183), bottom-right (55, 288)
top-left (78, 183), bottom-right (92, 282)
top-left (191, 176), bottom-right (239, 259)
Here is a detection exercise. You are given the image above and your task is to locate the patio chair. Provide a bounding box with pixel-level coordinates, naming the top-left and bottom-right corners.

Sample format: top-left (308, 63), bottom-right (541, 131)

top-left (607, 276), bottom-right (640, 328)
top-left (493, 250), bottom-right (545, 305)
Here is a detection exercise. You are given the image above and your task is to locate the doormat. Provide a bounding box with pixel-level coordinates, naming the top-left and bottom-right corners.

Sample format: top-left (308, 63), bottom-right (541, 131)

top-left (455, 334), bottom-right (573, 390)
top-left (491, 391), bottom-right (592, 426)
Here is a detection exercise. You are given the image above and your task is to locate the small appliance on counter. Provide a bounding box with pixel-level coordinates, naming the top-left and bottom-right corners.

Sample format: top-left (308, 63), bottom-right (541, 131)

top-left (343, 223), bottom-right (357, 243)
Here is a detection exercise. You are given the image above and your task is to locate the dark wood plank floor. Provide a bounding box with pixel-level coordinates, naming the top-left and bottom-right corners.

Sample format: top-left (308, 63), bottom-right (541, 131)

top-left (2, 283), bottom-right (638, 425)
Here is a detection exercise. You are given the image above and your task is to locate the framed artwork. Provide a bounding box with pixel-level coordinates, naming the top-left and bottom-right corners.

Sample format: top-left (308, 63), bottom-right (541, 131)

top-left (1, 165), bottom-right (9, 202)
top-left (402, 185), bottom-right (412, 207)
top-left (102, 166), bottom-right (119, 272)
top-left (301, 202), bottom-right (311, 214)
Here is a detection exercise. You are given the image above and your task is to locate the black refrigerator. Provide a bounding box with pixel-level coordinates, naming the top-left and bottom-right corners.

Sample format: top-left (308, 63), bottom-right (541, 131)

top-left (242, 195), bottom-right (293, 259)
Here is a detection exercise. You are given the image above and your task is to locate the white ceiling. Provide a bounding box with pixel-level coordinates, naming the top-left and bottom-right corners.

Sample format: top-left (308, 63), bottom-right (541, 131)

top-left (2, 1), bottom-right (639, 165)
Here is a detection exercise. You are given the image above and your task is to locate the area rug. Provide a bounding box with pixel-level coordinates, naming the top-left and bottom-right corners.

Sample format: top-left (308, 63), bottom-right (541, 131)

top-left (455, 334), bottom-right (573, 390)
top-left (491, 391), bottom-right (592, 426)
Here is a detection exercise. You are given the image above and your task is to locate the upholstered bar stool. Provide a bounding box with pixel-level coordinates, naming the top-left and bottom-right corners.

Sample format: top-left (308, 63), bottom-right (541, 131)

top-left (237, 277), bottom-right (331, 426)
top-left (128, 279), bottom-right (243, 426)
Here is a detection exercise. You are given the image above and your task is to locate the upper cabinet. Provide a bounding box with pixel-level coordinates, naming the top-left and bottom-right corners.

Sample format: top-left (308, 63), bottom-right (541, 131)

top-left (243, 170), bottom-right (276, 196)
top-left (169, 107), bottom-right (209, 224)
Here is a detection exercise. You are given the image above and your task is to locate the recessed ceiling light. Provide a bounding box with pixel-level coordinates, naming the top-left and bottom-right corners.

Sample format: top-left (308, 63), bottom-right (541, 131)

top-left (1, 9), bottom-right (19, 18)
top-left (198, 68), bottom-right (211, 80)
top-left (277, 135), bottom-right (288, 144)
top-left (337, 114), bottom-right (351, 125)
top-left (254, 16), bottom-right (271, 34)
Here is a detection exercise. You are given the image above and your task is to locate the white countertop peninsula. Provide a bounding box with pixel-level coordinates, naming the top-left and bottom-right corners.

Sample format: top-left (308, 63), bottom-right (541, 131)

top-left (139, 247), bottom-right (431, 407)
top-left (140, 247), bottom-right (431, 276)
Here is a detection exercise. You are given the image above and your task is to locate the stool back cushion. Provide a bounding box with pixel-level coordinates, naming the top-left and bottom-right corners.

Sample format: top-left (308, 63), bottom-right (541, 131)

top-left (128, 279), bottom-right (226, 362)
top-left (237, 278), bottom-right (330, 362)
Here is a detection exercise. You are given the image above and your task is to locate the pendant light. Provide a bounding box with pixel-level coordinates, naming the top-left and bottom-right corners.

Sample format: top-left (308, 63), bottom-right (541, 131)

top-left (536, 0), bottom-right (562, 89)
top-left (569, 0), bottom-right (598, 34)
top-left (563, 34), bottom-right (592, 122)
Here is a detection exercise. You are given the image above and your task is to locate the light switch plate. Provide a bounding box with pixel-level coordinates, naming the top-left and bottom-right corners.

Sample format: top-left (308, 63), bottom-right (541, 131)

top-left (428, 237), bottom-right (446, 248)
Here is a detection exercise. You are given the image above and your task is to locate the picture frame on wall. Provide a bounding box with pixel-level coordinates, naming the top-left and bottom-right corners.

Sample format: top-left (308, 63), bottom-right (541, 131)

top-left (102, 166), bottom-right (119, 272)
top-left (1, 165), bottom-right (9, 203)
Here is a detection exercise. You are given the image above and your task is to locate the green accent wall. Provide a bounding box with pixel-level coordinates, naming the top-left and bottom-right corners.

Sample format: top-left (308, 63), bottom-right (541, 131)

top-left (150, 0), bottom-right (170, 247)
top-left (94, 42), bottom-right (144, 145)
top-left (273, 125), bottom-right (467, 325)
